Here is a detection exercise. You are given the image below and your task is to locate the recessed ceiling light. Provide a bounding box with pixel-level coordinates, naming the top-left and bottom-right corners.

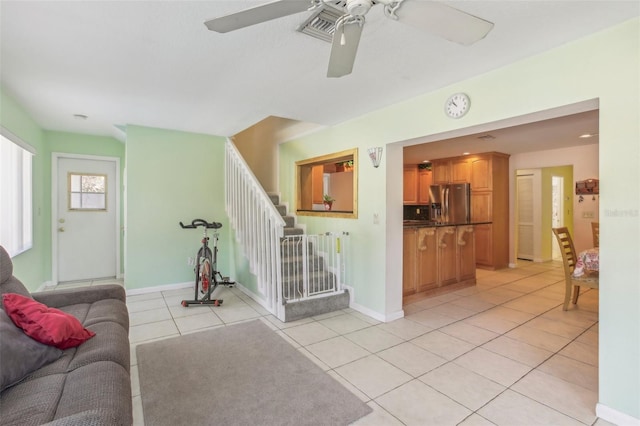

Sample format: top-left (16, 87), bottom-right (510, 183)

top-left (73, 114), bottom-right (88, 120)
top-left (579, 133), bottom-right (598, 138)
top-left (422, 160), bottom-right (430, 163)
top-left (462, 152), bottom-right (470, 155)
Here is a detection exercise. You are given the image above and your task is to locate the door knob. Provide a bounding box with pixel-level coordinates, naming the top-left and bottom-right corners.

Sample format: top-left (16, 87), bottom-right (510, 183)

top-left (58, 227), bottom-right (65, 232)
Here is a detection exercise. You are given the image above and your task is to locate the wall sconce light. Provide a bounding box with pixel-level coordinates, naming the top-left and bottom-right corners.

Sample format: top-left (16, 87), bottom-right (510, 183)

top-left (367, 147), bottom-right (383, 168)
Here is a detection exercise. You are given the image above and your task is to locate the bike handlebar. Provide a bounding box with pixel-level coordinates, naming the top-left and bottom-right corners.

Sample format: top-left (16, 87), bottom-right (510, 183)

top-left (179, 219), bottom-right (222, 229)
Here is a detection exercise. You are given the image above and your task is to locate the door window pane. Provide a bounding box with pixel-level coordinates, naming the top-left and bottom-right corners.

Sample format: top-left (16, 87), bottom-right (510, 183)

top-left (68, 173), bottom-right (107, 210)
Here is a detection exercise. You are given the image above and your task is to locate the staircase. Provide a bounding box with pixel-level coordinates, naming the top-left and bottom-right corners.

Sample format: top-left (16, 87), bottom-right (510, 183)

top-left (268, 194), bottom-right (350, 322)
top-left (225, 138), bottom-right (349, 322)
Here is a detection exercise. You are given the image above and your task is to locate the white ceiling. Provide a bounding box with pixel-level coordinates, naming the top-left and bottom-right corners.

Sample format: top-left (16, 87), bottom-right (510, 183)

top-left (403, 109), bottom-right (600, 164)
top-left (1, 1), bottom-right (638, 142)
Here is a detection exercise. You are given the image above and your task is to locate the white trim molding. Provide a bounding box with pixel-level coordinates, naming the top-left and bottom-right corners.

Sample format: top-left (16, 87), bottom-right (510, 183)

top-left (596, 404), bottom-right (640, 426)
top-left (51, 153), bottom-right (121, 285)
top-left (126, 281), bottom-right (192, 296)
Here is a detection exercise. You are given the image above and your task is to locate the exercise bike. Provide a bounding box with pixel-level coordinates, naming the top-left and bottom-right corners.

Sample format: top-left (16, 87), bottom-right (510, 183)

top-left (179, 219), bottom-right (235, 307)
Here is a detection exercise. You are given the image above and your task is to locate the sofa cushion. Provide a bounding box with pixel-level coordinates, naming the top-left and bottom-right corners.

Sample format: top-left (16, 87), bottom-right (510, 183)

top-left (0, 373), bottom-right (67, 425)
top-left (83, 298), bottom-right (130, 330)
top-left (50, 361), bottom-right (132, 425)
top-left (0, 310), bottom-right (63, 391)
top-left (55, 299), bottom-right (129, 331)
top-left (68, 321), bottom-right (130, 372)
top-left (3, 293), bottom-right (95, 349)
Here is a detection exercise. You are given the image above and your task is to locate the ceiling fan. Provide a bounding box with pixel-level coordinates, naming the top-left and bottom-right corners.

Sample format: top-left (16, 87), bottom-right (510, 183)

top-left (204, 0), bottom-right (493, 78)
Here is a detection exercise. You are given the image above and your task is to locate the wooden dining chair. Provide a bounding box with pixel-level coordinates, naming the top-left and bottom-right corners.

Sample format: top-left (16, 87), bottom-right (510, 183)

top-left (552, 227), bottom-right (599, 310)
top-left (591, 221), bottom-right (599, 248)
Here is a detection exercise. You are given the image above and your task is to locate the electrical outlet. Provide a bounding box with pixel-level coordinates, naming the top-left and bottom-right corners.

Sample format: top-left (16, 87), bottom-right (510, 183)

top-left (187, 257), bottom-right (195, 266)
top-left (373, 213), bottom-right (379, 225)
top-left (582, 211), bottom-right (595, 218)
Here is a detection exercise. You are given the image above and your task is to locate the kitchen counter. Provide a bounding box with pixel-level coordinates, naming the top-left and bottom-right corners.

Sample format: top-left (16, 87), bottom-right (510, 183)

top-left (403, 220), bottom-right (492, 227)
top-left (403, 222), bottom-right (479, 303)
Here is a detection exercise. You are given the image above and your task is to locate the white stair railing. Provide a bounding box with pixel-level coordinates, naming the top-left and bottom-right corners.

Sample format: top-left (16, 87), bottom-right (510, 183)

top-left (225, 138), bottom-right (285, 318)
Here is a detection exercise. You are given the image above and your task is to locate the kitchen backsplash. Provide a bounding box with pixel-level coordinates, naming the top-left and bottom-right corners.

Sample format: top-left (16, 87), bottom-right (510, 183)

top-left (404, 205), bottom-right (430, 221)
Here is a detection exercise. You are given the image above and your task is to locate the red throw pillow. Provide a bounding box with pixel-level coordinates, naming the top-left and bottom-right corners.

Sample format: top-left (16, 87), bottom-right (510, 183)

top-left (2, 293), bottom-right (95, 349)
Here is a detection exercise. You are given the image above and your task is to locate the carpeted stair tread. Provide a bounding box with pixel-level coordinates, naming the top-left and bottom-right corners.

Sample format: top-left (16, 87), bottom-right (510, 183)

top-left (281, 270), bottom-right (336, 286)
top-left (284, 227), bottom-right (304, 236)
top-left (268, 192), bottom-right (345, 322)
top-left (282, 216), bottom-right (295, 227)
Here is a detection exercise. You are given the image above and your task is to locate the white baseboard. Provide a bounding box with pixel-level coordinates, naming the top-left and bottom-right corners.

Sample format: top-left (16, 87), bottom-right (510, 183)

top-left (126, 281), bottom-right (192, 296)
top-left (233, 282), bottom-right (273, 313)
top-left (343, 284), bottom-right (404, 323)
top-left (349, 302), bottom-right (404, 323)
top-left (597, 403), bottom-right (640, 426)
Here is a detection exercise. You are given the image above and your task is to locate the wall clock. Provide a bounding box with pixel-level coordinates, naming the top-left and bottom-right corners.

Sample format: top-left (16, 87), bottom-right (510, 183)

top-left (445, 93), bottom-right (470, 119)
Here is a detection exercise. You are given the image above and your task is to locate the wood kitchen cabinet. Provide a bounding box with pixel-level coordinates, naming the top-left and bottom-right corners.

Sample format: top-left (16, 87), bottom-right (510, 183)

top-left (470, 191), bottom-right (492, 222)
top-left (403, 166), bottom-right (419, 204)
top-left (403, 224), bottom-right (476, 302)
top-left (431, 157), bottom-right (470, 184)
top-left (470, 156), bottom-right (492, 191)
top-left (404, 166), bottom-right (432, 205)
top-left (457, 226), bottom-right (476, 282)
top-left (474, 153), bottom-right (509, 269)
top-left (418, 168), bottom-right (432, 204)
top-left (431, 160), bottom-right (450, 184)
top-left (403, 228), bottom-right (418, 296)
top-left (474, 224), bottom-right (493, 267)
top-left (427, 152), bottom-right (509, 270)
top-left (437, 226), bottom-right (457, 286)
top-left (417, 227), bottom-right (438, 292)
top-left (451, 158), bottom-right (471, 183)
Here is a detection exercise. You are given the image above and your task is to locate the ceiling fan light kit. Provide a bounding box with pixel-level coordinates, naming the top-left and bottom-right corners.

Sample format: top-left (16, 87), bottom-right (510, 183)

top-left (204, 0), bottom-right (494, 78)
top-left (346, 0), bottom-right (373, 16)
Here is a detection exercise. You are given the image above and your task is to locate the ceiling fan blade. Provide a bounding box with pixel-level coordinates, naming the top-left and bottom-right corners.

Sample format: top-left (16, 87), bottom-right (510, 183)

top-left (204, 0), bottom-right (312, 33)
top-left (394, 1), bottom-right (494, 45)
top-left (327, 20), bottom-right (364, 78)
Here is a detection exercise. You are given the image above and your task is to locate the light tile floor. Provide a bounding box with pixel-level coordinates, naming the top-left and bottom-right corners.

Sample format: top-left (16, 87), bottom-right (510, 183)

top-left (59, 262), bottom-right (611, 425)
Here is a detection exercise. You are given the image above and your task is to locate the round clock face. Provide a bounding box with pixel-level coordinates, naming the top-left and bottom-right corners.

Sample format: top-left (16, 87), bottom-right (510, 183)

top-left (445, 93), bottom-right (470, 119)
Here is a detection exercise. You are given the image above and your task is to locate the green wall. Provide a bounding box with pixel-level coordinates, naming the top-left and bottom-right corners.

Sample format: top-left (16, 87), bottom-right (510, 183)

top-left (1, 91), bottom-right (126, 289)
top-left (124, 126), bottom-right (230, 290)
top-left (279, 18), bottom-right (639, 419)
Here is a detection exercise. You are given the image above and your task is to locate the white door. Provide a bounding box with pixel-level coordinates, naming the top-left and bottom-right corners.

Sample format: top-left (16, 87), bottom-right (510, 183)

top-left (516, 174), bottom-right (534, 260)
top-left (55, 156), bottom-right (118, 283)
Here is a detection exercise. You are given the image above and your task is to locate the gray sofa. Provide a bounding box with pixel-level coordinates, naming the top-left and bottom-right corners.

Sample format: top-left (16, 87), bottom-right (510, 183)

top-left (0, 245), bottom-right (132, 426)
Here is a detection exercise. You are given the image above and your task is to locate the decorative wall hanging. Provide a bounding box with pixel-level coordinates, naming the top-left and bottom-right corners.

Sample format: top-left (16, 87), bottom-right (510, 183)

top-left (575, 178), bottom-right (599, 195)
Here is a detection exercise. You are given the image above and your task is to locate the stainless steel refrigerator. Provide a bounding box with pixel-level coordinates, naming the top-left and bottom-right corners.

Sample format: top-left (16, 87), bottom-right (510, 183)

top-left (429, 183), bottom-right (471, 224)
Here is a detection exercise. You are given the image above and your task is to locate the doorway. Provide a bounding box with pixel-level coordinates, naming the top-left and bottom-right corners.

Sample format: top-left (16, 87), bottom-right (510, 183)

top-left (52, 153), bottom-right (120, 283)
top-left (516, 173), bottom-right (535, 260)
top-left (551, 176), bottom-right (565, 259)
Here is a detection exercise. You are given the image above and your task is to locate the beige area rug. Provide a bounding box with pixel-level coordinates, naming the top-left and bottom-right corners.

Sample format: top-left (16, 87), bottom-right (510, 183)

top-left (137, 320), bottom-right (372, 426)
